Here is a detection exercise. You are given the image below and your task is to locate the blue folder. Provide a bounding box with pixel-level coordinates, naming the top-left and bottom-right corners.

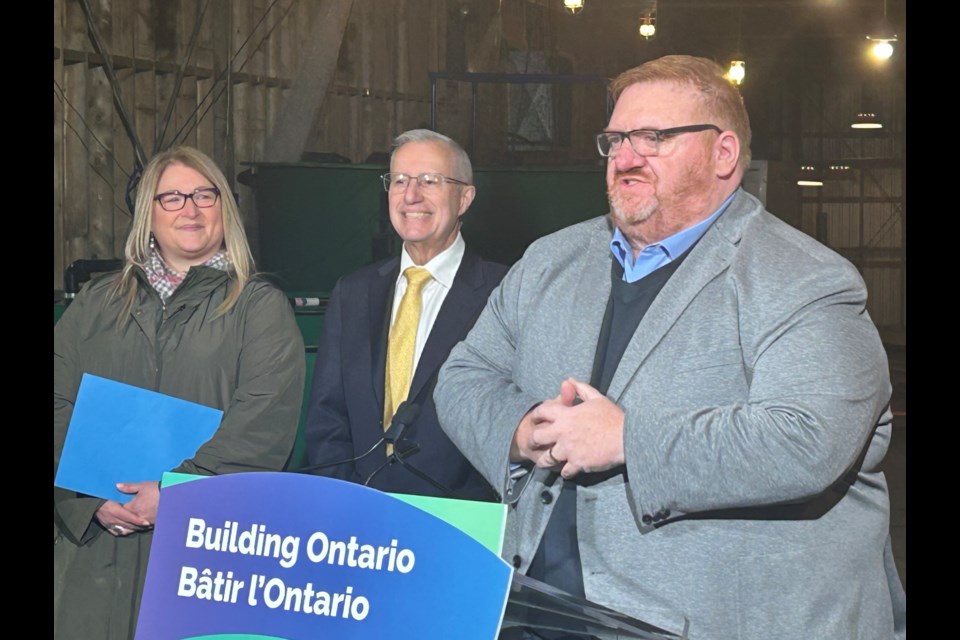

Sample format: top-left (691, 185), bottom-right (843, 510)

top-left (55, 374), bottom-right (223, 503)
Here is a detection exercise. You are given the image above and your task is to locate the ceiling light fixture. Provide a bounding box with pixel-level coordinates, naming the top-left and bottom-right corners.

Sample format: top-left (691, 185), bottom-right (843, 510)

top-left (563, 0), bottom-right (585, 15)
top-left (727, 60), bottom-right (746, 85)
top-left (797, 165), bottom-right (823, 187)
top-left (724, 6), bottom-right (746, 85)
top-left (851, 112), bottom-right (883, 130)
top-left (639, 14), bottom-right (656, 39)
top-left (869, 39), bottom-right (896, 60)
top-left (866, 0), bottom-right (897, 60)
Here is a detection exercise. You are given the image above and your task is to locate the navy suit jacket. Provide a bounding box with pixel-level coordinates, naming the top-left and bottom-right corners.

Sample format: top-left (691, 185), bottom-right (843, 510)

top-left (304, 249), bottom-right (508, 500)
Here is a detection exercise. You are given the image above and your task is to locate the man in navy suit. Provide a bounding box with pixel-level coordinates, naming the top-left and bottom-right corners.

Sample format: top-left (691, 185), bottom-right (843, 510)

top-left (304, 129), bottom-right (507, 500)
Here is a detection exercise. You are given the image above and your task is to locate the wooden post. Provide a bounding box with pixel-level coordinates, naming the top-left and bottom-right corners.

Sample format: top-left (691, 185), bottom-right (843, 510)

top-left (54, 0), bottom-right (66, 289)
top-left (63, 0), bottom-right (90, 274)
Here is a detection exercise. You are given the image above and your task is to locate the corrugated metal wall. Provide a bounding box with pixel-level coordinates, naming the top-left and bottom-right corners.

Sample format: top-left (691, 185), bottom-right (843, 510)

top-left (795, 78), bottom-right (905, 336)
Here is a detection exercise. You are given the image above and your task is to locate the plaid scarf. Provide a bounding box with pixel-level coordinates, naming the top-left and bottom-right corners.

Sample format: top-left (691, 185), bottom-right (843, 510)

top-left (143, 243), bottom-right (232, 304)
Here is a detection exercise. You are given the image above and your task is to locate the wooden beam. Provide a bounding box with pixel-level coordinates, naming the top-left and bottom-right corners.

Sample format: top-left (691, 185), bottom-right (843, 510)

top-left (264, 0), bottom-right (355, 162)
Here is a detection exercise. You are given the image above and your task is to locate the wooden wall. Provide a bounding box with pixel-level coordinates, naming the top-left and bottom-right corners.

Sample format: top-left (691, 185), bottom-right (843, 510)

top-left (307, 0), bottom-right (449, 163)
top-left (53, 0), bottom-right (466, 290)
top-left (54, 0), bottom-right (323, 290)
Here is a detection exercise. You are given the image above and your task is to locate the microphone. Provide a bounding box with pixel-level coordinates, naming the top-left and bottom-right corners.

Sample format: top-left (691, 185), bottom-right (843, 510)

top-left (364, 403), bottom-right (457, 498)
top-left (295, 402), bottom-right (421, 474)
top-left (362, 403), bottom-right (422, 487)
top-left (383, 401), bottom-right (421, 446)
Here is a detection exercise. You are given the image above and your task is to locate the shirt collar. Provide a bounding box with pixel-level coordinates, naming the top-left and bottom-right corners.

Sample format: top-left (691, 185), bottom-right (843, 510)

top-left (398, 232), bottom-right (465, 290)
top-left (143, 246), bottom-right (232, 303)
top-left (610, 190), bottom-right (737, 277)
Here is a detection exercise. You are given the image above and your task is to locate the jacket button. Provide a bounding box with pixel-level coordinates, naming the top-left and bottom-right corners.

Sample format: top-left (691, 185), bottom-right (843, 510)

top-left (642, 514), bottom-right (653, 525)
top-left (540, 490), bottom-right (553, 504)
top-left (512, 555), bottom-right (522, 568)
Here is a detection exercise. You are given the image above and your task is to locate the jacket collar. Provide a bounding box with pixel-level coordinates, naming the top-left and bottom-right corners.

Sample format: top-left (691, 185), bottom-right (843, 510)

top-left (134, 264), bottom-right (232, 308)
top-left (605, 188), bottom-right (761, 400)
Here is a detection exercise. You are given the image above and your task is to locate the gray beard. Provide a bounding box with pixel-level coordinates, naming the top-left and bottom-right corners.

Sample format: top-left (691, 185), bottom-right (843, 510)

top-left (609, 187), bottom-right (658, 228)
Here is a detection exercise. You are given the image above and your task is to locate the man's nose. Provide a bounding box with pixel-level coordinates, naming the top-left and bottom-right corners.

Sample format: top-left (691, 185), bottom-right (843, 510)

top-left (403, 179), bottom-right (424, 203)
top-left (612, 140), bottom-right (649, 171)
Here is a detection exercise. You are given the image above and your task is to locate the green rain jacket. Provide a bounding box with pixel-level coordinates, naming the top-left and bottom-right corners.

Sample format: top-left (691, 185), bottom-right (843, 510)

top-left (54, 266), bottom-right (305, 640)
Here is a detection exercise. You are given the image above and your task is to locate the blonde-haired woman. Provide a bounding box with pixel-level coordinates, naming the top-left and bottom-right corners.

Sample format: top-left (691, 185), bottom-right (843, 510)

top-left (54, 146), bottom-right (305, 639)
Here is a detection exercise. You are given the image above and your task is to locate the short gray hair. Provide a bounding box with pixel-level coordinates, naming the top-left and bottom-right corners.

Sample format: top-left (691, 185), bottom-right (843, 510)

top-left (391, 129), bottom-right (473, 184)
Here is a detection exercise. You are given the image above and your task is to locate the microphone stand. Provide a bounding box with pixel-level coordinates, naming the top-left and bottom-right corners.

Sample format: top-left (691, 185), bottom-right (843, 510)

top-left (390, 444), bottom-right (455, 498)
top-left (295, 402), bottom-right (421, 474)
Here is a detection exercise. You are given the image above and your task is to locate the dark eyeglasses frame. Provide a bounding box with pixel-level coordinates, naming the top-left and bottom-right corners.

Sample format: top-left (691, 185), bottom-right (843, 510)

top-left (381, 172), bottom-right (470, 192)
top-left (596, 124), bottom-right (723, 157)
top-left (154, 187), bottom-right (221, 211)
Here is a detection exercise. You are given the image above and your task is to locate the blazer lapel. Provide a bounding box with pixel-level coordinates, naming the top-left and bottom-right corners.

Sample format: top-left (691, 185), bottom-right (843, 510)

top-left (606, 190), bottom-right (757, 401)
top-left (370, 259), bottom-right (400, 413)
top-left (564, 220), bottom-right (618, 382)
top-left (406, 250), bottom-right (485, 404)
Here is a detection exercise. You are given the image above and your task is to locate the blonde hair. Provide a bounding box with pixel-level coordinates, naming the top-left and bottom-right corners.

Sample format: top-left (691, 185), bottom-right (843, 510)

top-left (111, 145), bottom-right (254, 324)
top-left (609, 55), bottom-right (752, 171)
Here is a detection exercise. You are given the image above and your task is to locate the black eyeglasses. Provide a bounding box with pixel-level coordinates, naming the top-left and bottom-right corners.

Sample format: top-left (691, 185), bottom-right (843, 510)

top-left (154, 187), bottom-right (221, 211)
top-left (382, 172), bottom-right (470, 192)
top-left (596, 124), bottom-right (722, 157)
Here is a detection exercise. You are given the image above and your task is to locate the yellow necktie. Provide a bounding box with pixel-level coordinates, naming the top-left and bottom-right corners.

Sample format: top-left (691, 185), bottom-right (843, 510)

top-left (384, 267), bottom-right (433, 452)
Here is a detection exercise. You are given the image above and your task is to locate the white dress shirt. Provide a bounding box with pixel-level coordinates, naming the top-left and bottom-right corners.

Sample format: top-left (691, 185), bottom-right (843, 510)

top-left (390, 232), bottom-right (465, 372)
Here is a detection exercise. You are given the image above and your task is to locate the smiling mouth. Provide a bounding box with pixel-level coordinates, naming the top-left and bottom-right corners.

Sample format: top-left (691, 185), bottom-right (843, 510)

top-left (402, 212), bottom-right (432, 218)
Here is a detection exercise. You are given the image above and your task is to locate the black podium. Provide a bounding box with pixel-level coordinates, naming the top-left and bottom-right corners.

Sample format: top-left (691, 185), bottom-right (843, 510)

top-left (502, 573), bottom-right (689, 639)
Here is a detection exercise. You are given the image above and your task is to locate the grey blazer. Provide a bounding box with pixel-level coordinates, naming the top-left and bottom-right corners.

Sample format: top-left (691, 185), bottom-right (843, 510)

top-left (435, 189), bottom-right (906, 639)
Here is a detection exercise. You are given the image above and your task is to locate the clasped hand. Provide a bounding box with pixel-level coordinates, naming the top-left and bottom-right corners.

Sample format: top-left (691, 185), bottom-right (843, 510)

top-left (511, 378), bottom-right (625, 479)
top-left (94, 481), bottom-right (160, 537)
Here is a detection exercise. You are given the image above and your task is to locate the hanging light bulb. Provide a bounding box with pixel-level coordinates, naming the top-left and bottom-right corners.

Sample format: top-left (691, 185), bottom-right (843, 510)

top-left (726, 60), bottom-right (746, 85)
top-left (725, 7), bottom-right (746, 86)
top-left (563, 0), bottom-right (585, 14)
top-left (638, 14), bottom-right (656, 39)
top-left (866, 0), bottom-right (897, 61)
top-left (869, 38), bottom-right (896, 60)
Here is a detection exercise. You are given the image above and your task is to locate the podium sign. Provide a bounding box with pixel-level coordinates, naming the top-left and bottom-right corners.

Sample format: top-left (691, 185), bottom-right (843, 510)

top-left (136, 473), bottom-right (512, 639)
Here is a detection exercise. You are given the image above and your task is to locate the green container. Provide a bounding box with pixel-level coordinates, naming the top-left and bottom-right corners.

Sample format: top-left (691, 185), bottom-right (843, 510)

top-left (253, 162), bottom-right (610, 290)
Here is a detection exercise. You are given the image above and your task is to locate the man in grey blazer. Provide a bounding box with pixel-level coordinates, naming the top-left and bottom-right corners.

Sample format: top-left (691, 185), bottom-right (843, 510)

top-left (435, 55), bottom-right (906, 639)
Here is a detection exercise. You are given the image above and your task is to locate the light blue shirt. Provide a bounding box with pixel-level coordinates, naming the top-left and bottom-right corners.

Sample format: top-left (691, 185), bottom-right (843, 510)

top-left (610, 191), bottom-right (736, 283)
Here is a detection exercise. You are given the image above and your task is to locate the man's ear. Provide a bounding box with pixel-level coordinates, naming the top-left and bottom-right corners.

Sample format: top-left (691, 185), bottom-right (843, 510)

top-left (715, 131), bottom-right (741, 179)
top-left (458, 184), bottom-right (476, 216)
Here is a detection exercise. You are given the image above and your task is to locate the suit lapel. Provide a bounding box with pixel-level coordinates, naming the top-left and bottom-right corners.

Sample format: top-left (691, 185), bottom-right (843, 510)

top-left (406, 250), bottom-right (486, 404)
top-left (606, 190), bottom-right (756, 400)
top-left (566, 220), bottom-right (618, 382)
top-left (370, 259), bottom-right (400, 413)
